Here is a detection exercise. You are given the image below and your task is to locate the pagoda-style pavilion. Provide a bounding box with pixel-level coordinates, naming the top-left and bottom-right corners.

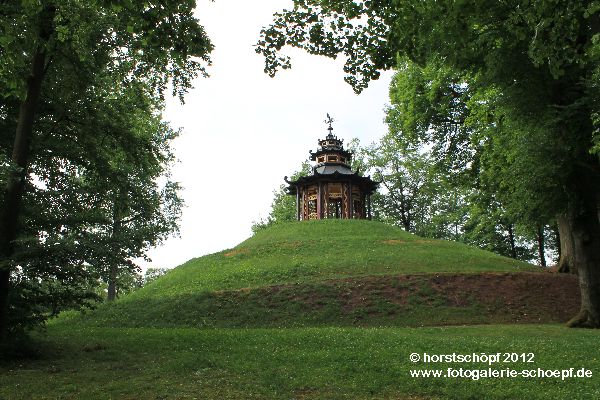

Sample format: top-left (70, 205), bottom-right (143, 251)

top-left (284, 115), bottom-right (379, 220)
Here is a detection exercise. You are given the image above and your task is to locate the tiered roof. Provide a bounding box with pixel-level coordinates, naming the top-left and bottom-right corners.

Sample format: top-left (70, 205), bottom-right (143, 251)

top-left (284, 116), bottom-right (378, 195)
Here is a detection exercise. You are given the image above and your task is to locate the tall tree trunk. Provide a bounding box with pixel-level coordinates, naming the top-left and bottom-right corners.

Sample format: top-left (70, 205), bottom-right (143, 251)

top-left (0, 270), bottom-right (8, 342)
top-left (553, 223), bottom-right (561, 260)
top-left (107, 195), bottom-right (123, 302)
top-left (107, 267), bottom-right (117, 301)
top-left (556, 214), bottom-right (577, 274)
top-left (401, 212), bottom-right (410, 232)
top-left (536, 225), bottom-right (546, 267)
top-left (566, 189), bottom-right (600, 328)
top-left (0, 44), bottom-right (49, 340)
top-left (507, 224), bottom-right (517, 259)
top-left (107, 227), bottom-right (120, 301)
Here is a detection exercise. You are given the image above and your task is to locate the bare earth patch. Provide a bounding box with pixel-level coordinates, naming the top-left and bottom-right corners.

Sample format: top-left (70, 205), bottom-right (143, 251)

top-left (223, 248), bottom-right (250, 257)
top-left (221, 272), bottom-right (579, 326)
top-left (382, 239), bottom-right (435, 244)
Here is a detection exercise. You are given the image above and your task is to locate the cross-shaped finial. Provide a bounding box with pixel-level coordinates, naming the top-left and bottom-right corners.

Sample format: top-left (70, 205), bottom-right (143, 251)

top-left (324, 113), bottom-right (334, 131)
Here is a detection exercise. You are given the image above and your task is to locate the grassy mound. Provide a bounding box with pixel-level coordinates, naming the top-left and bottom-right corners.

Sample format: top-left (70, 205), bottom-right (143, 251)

top-left (142, 219), bottom-right (535, 297)
top-left (4, 220), bottom-right (595, 400)
top-left (70, 219), bottom-right (569, 328)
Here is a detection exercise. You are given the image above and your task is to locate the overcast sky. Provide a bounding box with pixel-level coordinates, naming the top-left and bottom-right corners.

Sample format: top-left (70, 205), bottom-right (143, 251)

top-left (145, 0), bottom-right (394, 269)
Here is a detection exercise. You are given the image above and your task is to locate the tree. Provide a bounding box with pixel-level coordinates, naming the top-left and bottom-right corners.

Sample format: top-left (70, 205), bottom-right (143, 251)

top-left (142, 267), bottom-right (169, 286)
top-left (364, 127), bottom-right (539, 261)
top-left (257, 0), bottom-right (600, 327)
top-left (381, 61), bottom-right (542, 259)
top-left (462, 195), bottom-right (536, 262)
top-left (367, 136), bottom-right (425, 231)
top-left (62, 78), bottom-right (184, 302)
top-left (252, 161), bottom-right (311, 233)
top-left (1, 74), bottom-right (184, 335)
top-left (1, 0), bottom-right (212, 339)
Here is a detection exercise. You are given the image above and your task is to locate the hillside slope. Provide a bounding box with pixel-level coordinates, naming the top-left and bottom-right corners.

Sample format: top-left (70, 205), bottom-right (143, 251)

top-left (72, 220), bottom-right (577, 328)
top-left (133, 220), bottom-right (535, 295)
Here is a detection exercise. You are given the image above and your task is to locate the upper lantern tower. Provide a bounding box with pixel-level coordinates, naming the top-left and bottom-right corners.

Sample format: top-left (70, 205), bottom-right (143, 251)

top-left (309, 114), bottom-right (353, 168)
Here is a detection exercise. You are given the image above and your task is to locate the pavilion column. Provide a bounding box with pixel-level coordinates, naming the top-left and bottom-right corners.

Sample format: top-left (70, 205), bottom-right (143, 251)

top-left (296, 189), bottom-right (300, 221)
top-left (302, 188), bottom-right (308, 220)
top-left (349, 182), bottom-right (353, 219)
top-left (361, 193), bottom-right (366, 220)
top-left (323, 183), bottom-right (329, 219)
top-left (342, 183), bottom-right (350, 219)
top-left (367, 194), bottom-right (372, 220)
top-left (317, 182), bottom-right (323, 219)
top-left (341, 183), bottom-right (346, 218)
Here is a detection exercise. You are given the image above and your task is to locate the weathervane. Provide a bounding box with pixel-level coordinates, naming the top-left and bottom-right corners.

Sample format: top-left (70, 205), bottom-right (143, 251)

top-left (324, 113), bottom-right (334, 132)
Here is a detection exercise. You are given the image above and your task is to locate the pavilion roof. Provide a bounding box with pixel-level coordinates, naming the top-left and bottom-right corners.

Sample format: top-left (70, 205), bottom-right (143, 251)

top-left (285, 166), bottom-right (379, 195)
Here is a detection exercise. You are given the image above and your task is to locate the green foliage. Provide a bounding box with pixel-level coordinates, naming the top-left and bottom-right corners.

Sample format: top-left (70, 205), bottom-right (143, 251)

top-left (7, 268), bottom-right (101, 337)
top-left (1, 0), bottom-right (211, 337)
top-left (345, 137), bottom-right (368, 172)
top-left (142, 267), bottom-right (169, 286)
top-left (352, 92), bottom-right (546, 263)
top-left (2, 79), bottom-right (184, 330)
top-left (257, 0), bottom-right (600, 221)
top-left (93, 267), bottom-right (171, 300)
top-left (251, 161), bottom-right (311, 233)
top-left (364, 132), bottom-right (467, 238)
top-left (0, 0), bottom-right (213, 100)
top-left (258, 1), bottom-right (600, 95)
top-left (256, 0), bottom-right (392, 93)
top-left (258, 1), bottom-right (579, 267)
top-left (386, 59), bottom-right (477, 178)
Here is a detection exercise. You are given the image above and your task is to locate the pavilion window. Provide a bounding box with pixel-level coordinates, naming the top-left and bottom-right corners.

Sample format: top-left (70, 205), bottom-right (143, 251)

top-left (353, 199), bottom-right (362, 219)
top-left (308, 200), bottom-right (317, 219)
top-left (328, 199), bottom-right (342, 219)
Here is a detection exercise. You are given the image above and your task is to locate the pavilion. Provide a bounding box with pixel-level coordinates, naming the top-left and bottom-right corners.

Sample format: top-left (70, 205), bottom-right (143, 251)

top-left (284, 115), bottom-right (379, 220)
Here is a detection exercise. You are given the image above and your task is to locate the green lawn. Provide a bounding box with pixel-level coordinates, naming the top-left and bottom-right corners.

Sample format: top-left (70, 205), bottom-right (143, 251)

top-left (1, 324), bottom-right (598, 399)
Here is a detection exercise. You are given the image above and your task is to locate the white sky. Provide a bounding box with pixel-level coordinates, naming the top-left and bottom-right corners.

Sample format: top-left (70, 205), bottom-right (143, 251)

top-left (145, 0), bottom-right (394, 269)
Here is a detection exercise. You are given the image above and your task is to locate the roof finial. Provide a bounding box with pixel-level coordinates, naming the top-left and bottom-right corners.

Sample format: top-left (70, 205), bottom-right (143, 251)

top-left (324, 113), bottom-right (334, 133)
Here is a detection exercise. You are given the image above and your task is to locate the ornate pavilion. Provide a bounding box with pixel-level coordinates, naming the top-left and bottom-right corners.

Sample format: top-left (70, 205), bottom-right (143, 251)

top-left (284, 115), bottom-right (379, 220)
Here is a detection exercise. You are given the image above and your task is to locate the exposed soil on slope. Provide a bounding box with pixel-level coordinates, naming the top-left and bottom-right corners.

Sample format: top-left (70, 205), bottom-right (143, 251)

top-left (100, 271), bottom-right (579, 328)
top-left (217, 272), bottom-right (579, 326)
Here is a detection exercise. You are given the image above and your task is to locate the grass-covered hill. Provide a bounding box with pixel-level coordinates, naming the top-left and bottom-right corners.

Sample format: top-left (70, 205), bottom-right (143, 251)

top-left (77, 220), bottom-right (578, 328)
top-left (3, 220), bottom-right (596, 400)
